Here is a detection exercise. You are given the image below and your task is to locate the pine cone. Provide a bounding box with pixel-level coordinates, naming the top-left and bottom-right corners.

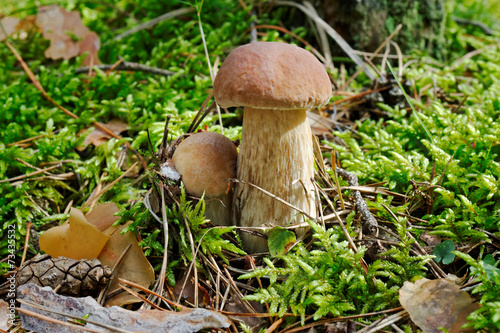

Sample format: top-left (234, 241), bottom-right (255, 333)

top-left (16, 254), bottom-right (112, 296)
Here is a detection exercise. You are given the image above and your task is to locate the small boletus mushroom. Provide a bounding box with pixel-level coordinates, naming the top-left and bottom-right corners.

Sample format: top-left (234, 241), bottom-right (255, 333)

top-left (213, 42), bottom-right (332, 253)
top-left (172, 131), bottom-right (238, 226)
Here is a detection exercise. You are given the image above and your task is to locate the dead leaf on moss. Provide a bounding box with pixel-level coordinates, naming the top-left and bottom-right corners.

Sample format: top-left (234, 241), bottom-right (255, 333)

top-left (77, 119), bottom-right (128, 151)
top-left (419, 231), bottom-right (442, 246)
top-left (0, 17), bottom-right (20, 41)
top-left (98, 222), bottom-right (155, 306)
top-left (35, 5), bottom-right (100, 65)
top-left (79, 31), bottom-right (100, 64)
top-left (18, 284), bottom-right (231, 333)
top-left (39, 207), bottom-right (109, 260)
top-left (85, 202), bottom-right (120, 233)
top-left (399, 278), bottom-right (480, 333)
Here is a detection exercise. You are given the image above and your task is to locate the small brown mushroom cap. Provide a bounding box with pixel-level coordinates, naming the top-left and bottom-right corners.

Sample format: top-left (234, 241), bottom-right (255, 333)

top-left (214, 42), bottom-right (331, 110)
top-left (172, 132), bottom-right (237, 198)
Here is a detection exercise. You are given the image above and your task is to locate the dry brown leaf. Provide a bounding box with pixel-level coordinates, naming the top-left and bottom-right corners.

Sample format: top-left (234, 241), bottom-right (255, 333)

top-left (18, 283), bottom-right (231, 333)
top-left (35, 5), bottom-right (100, 64)
top-left (85, 202), bottom-right (120, 233)
top-left (307, 110), bottom-right (335, 137)
top-left (79, 31), bottom-right (101, 66)
top-left (399, 278), bottom-right (479, 333)
top-left (420, 231), bottom-right (442, 246)
top-left (78, 119), bottom-right (128, 151)
top-left (44, 31), bottom-right (81, 60)
top-left (39, 207), bottom-right (109, 260)
top-left (0, 17), bottom-right (20, 41)
top-left (0, 16), bottom-right (37, 41)
top-left (98, 222), bottom-right (155, 306)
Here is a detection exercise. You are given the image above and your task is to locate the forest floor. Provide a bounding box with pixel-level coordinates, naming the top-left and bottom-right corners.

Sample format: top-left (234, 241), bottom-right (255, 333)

top-left (1, 1), bottom-right (500, 332)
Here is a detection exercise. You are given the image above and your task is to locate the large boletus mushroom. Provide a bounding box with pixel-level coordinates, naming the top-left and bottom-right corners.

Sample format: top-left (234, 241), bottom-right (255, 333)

top-left (213, 42), bottom-right (332, 253)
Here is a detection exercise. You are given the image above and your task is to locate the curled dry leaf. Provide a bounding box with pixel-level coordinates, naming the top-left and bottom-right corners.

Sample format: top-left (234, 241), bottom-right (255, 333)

top-left (84, 202), bottom-right (121, 233)
top-left (35, 5), bottom-right (100, 65)
top-left (39, 207), bottom-right (109, 260)
top-left (98, 222), bottom-right (156, 306)
top-left (399, 278), bottom-right (480, 333)
top-left (77, 118), bottom-right (128, 151)
top-left (18, 283), bottom-right (231, 333)
top-left (79, 32), bottom-right (100, 64)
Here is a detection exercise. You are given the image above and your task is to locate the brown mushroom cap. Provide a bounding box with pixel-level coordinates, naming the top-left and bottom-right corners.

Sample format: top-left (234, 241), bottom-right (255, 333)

top-left (213, 42), bottom-right (331, 110)
top-left (172, 132), bottom-right (238, 198)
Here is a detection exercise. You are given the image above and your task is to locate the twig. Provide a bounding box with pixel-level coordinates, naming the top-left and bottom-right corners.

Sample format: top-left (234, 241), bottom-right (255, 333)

top-left (279, 307), bottom-right (404, 333)
top-left (387, 61), bottom-right (436, 147)
top-left (155, 185), bottom-right (170, 307)
top-left (228, 178), bottom-right (315, 220)
top-left (274, 1), bottom-right (376, 81)
top-left (187, 95), bottom-right (215, 134)
top-left (449, 45), bottom-right (495, 71)
top-left (357, 310), bottom-right (408, 333)
top-left (331, 152), bottom-right (345, 210)
top-left (390, 41), bottom-right (404, 79)
top-left (81, 161), bottom-right (138, 209)
top-left (249, 9), bottom-right (258, 43)
top-left (75, 61), bottom-right (176, 76)
top-left (119, 283), bottom-right (164, 310)
top-left (5, 41), bottom-right (79, 119)
top-left (0, 164), bottom-right (62, 184)
top-left (363, 54), bottom-right (384, 78)
top-left (24, 191), bottom-right (50, 217)
top-left (223, 266), bottom-right (258, 314)
top-left (105, 58), bottom-right (124, 75)
top-left (451, 94), bottom-right (469, 113)
top-left (20, 222), bottom-right (32, 268)
top-left (343, 24), bottom-right (402, 89)
top-left (333, 86), bottom-right (390, 105)
top-left (303, 2), bottom-right (333, 71)
top-left (380, 203), bottom-right (447, 279)
top-left (336, 168), bottom-right (378, 235)
top-left (175, 187), bottom-right (199, 306)
top-left (452, 16), bottom-right (493, 35)
top-left (265, 317), bottom-right (284, 333)
top-left (196, 5), bottom-right (224, 135)
top-left (5, 41), bottom-right (148, 170)
top-left (8, 134), bottom-right (46, 147)
top-left (353, 50), bottom-right (407, 59)
top-left (119, 278), bottom-right (187, 310)
top-left (249, 24), bottom-right (326, 63)
top-left (315, 183), bottom-right (371, 275)
top-left (98, 244), bottom-right (132, 305)
top-left (159, 116), bottom-right (171, 161)
top-left (110, 7), bottom-right (195, 43)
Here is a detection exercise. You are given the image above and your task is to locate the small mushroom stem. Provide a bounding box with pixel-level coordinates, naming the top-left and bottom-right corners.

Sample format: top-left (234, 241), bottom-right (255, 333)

top-left (205, 192), bottom-right (233, 227)
top-left (232, 107), bottom-right (316, 253)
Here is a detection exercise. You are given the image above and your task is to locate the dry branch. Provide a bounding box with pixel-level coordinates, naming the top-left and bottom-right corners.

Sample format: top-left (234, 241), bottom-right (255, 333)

top-left (336, 168), bottom-right (378, 235)
top-left (75, 61), bottom-right (176, 76)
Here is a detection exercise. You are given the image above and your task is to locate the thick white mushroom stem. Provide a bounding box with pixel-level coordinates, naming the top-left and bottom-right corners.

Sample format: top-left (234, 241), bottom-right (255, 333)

top-left (232, 107), bottom-right (316, 253)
